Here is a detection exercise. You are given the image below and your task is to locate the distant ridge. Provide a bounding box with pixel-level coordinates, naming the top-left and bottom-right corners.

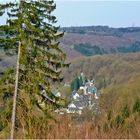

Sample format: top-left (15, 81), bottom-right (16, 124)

top-left (60, 26), bottom-right (140, 36)
top-left (59, 26), bottom-right (140, 60)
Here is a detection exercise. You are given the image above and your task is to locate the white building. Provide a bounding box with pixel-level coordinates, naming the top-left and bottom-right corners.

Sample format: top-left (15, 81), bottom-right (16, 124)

top-left (53, 91), bottom-right (61, 97)
top-left (71, 91), bottom-right (80, 100)
top-left (68, 103), bottom-right (76, 108)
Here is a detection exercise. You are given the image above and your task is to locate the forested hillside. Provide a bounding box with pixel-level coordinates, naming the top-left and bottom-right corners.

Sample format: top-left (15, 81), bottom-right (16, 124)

top-left (1, 51), bottom-right (140, 138)
top-left (63, 53), bottom-right (140, 89)
top-left (47, 52), bottom-right (140, 139)
top-left (60, 26), bottom-right (140, 60)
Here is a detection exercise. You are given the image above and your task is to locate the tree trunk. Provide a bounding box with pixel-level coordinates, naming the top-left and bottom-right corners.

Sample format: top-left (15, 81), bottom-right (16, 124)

top-left (10, 42), bottom-right (21, 139)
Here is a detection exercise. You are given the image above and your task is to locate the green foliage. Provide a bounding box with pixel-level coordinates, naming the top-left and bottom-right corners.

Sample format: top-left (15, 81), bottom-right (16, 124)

top-left (74, 43), bottom-right (105, 56)
top-left (117, 41), bottom-right (140, 53)
top-left (114, 115), bottom-right (124, 128)
top-left (99, 102), bottom-right (140, 136)
top-left (0, 69), bottom-right (15, 137)
top-left (0, 122), bottom-right (5, 132)
top-left (71, 75), bottom-right (86, 91)
top-left (0, 0), bottom-right (69, 138)
top-left (95, 72), bottom-right (140, 137)
top-left (61, 26), bottom-right (140, 35)
top-left (79, 76), bottom-right (83, 86)
top-left (133, 99), bottom-right (140, 113)
top-left (0, 0), bottom-right (69, 109)
top-left (71, 77), bottom-right (80, 91)
top-left (0, 68), bottom-right (15, 101)
top-left (121, 105), bottom-right (130, 119)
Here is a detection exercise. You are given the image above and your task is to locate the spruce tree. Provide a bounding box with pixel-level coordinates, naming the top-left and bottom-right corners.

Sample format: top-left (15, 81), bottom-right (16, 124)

top-left (0, 0), bottom-right (69, 138)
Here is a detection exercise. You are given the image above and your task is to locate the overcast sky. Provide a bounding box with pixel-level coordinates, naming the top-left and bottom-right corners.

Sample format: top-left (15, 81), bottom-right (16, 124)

top-left (1, 0), bottom-right (140, 27)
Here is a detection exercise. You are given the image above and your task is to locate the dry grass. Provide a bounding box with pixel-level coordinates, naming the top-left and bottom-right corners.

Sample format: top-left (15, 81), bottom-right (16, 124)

top-left (45, 113), bottom-right (140, 139)
top-left (46, 115), bottom-right (95, 139)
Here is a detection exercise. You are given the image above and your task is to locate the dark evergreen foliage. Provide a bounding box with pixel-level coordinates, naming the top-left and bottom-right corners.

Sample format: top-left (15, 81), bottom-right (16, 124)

top-left (117, 42), bottom-right (140, 53)
top-left (133, 99), bottom-right (140, 113)
top-left (71, 77), bottom-right (80, 91)
top-left (0, 0), bottom-right (69, 138)
top-left (0, 0), bottom-right (69, 110)
top-left (74, 43), bottom-right (105, 56)
top-left (71, 75), bottom-right (86, 91)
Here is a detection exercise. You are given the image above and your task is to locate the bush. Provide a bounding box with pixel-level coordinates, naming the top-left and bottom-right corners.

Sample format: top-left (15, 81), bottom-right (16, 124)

top-left (133, 99), bottom-right (140, 113)
top-left (74, 43), bottom-right (105, 56)
top-left (115, 115), bottom-right (124, 128)
top-left (0, 122), bottom-right (5, 131)
top-left (121, 105), bottom-right (130, 119)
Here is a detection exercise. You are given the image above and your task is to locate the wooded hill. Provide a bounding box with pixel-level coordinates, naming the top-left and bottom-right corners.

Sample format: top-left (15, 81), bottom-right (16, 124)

top-left (63, 52), bottom-right (140, 88)
top-left (60, 26), bottom-right (140, 60)
top-left (1, 51), bottom-right (140, 138)
top-left (47, 52), bottom-right (140, 139)
top-left (1, 23), bottom-right (140, 138)
top-left (60, 52), bottom-right (140, 118)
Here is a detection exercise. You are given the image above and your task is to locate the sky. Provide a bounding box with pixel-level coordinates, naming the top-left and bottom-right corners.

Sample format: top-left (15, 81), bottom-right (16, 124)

top-left (1, 0), bottom-right (140, 28)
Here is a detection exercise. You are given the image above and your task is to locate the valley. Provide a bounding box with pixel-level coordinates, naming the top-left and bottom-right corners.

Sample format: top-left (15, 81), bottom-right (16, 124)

top-left (0, 26), bottom-right (140, 139)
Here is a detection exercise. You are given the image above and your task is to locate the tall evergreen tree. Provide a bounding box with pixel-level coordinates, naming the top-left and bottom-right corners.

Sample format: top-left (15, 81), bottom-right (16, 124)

top-left (0, 0), bottom-right (69, 138)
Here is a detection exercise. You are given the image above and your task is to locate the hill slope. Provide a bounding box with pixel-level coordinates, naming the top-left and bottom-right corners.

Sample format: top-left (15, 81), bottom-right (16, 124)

top-left (63, 52), bottom-right (140, 89)
top-left (60, 26), bottom-right (140, 60)
top-left (48, 52), bottom-right (140, 139)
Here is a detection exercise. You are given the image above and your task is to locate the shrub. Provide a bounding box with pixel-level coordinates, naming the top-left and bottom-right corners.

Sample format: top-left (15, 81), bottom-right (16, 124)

top-left (133, 99), bottom-right (140, 113)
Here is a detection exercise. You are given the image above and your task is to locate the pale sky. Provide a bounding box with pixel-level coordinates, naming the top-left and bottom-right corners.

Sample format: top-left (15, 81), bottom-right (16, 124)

top-left (0, 0), bottom-right (140, 27)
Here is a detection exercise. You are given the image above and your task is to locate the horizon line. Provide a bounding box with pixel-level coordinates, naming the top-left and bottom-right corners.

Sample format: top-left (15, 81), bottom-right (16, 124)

top-left (60, 25), bottom-right (140, 28)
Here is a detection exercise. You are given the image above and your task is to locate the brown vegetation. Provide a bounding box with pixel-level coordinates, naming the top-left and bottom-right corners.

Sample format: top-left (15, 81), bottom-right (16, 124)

top-left (45, 52), bottom-right (140, 139)
top-left (63, 53), bottom-right (140, 89)
top-left (60, 28), bottom-right (140, 59)
top-left (1, 52), bottom-right (140, 139)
